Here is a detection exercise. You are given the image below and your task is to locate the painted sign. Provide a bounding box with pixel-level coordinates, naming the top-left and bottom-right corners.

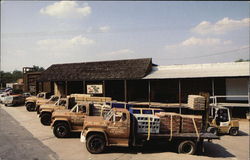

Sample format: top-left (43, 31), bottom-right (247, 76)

top-left (87, 85), bottom-right (103, 94)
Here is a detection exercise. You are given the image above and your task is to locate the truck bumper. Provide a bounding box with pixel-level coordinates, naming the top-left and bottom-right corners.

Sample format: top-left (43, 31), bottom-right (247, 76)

top-left (80, 131), bottom-right (86, 143)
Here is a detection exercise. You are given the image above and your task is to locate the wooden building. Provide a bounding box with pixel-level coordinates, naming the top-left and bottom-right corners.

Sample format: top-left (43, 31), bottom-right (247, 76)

top-left (37, 58), bottom-right (250, 118)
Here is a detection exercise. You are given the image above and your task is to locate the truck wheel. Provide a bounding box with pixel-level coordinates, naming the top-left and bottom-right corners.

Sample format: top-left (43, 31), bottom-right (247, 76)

top-left (177, 140), bottom-right (196, 155)
top-left (86, 134), bottom-right (105, 154)
top-left (207, 127), bottom-right (218, 136)
top-left (229, 128), bottom-right (239, 136)
top-left (53, 122), bottom-right (70, 138)
top-left (40, 113), bottom-right (51, 126)
top-left (26, 103), bottom-right (35, 112)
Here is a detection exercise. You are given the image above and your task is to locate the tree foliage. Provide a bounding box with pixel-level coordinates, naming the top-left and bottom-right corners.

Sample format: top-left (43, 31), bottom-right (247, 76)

top-left (235, 59), bottom-right (250, 62)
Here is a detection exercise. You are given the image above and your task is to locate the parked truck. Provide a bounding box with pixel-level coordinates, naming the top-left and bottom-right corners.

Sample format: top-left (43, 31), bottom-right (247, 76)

top-left (51, 102), bottom-right (111, 138)
top-left (80, 108), bottom-right (219, 155)
top-left (25, 92), bottom-right (59, 111)
top-left (38, 98), bottom-right (72, 126)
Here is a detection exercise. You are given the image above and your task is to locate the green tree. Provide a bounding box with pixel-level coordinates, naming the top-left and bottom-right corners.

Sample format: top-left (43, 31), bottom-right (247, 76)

top-left (235, 59), bottom-right (250, 62)
top-left (32, 65), bottom-right (45, 72)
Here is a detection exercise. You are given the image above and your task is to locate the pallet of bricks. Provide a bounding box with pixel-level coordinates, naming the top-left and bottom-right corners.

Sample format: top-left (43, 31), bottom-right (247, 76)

top-left (155, 112), bottom-right (202, 134)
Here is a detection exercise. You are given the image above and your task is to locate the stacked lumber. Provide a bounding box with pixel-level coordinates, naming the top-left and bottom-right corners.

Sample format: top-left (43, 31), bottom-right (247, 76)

top-left (155, 112), bottom-right (181, 134)
top-left (181, 115), bottom-right (202, 133)
top-left (85, 97), bottom-right (112, 102)
top-left (91, 103), bottom-right (111, 116)
top-left (187, 95), bottom-right (205, 110)
top-left (70, 94), bottom-right (91, 101)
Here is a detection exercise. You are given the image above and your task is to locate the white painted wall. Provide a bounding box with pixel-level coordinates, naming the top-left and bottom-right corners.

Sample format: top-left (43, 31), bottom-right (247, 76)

top-left (226, 78), bottom-right (249, 101)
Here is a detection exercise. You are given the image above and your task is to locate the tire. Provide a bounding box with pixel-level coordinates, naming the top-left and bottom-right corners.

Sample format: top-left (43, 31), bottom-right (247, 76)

top-left (40, 113), bottom-right (51, 126)
top-left (26, 103), bottom-right (35, 112)
top-left (229, 128), bottom-right (239, 136)
top-left (177, 140), bottom-right (196, 155)
top-left (53, 122), bottom-right (70, 138)
top-left (86, 134), bottom-right (105, 154)
top-left (207, 127), bottom-right (218, 136)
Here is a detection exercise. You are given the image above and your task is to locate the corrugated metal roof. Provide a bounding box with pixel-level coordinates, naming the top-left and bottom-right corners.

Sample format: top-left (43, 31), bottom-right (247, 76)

top-left (144, 62), bottom-right (250, 79)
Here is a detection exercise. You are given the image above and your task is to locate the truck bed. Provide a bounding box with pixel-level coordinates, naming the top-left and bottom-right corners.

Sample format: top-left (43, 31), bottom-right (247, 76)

top-left (138, 132), bottom-right (219, 140)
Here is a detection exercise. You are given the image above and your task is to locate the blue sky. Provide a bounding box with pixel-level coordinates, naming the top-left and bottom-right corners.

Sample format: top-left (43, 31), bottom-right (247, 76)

top-left (1, 1), bottom-right (249, 71)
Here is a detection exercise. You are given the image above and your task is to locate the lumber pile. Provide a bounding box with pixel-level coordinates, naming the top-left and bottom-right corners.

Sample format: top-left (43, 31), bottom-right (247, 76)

top-left (156, 112), bottom-right (181, 134)
top-left (187, 95), bottom-right (205, 110)
top-left (70, 94), bottom-right (112, 102)
top-left (155, 112), bottom-right (203, 134)
top-left (181, 115), bottom-right (202, 133)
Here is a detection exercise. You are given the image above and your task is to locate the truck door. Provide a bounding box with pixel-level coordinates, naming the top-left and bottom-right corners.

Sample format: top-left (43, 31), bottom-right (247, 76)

top-left (107, 111), bottom-right (129, 139)
top-left (70, 105), bottom-right (86, 130)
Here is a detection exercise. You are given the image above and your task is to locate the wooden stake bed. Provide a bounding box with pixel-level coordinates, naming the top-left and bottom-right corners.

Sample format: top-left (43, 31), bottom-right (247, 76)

top-left (138, 132), bottom-right (219, 140)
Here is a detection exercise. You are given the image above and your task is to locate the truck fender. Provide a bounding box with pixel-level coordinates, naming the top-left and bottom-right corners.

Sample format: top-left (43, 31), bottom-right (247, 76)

top-left (51, 118), bottom-right (71, 129)
top-left (39, 110), bottom-right (53, 117)
top-left (85, 129), bottom-right (108, 146)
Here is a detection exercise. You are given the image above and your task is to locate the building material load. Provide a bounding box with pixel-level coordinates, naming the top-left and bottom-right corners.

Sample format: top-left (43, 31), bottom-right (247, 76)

top-left (156, 112), bottom-right (181, 134)
top-left (70, 94), bottom-right (91, 101)
top-left (85, 97), bottom-right (112, 102)
top-left (187, 95), bottom-right (205, 110)
top-left (70, 94), bottom-right (112, 102)
top-left (134, 114), bottom-right (160, 134)
top-left (181, 115), bottom-right (202, 133)
top-left (91, 103), bottom-right (111, 116)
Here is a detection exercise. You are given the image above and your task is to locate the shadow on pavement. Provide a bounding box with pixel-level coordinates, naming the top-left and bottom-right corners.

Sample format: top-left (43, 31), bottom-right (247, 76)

top-left (103, 141), bottom-right (235, 158)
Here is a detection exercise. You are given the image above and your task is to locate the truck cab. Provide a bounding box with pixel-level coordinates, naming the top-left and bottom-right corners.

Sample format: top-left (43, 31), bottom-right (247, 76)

top-left (25, 92), bottom-right (51, 111)
top-left (38, 98), bottom-right (68, 126)
top-left (51, 102), bottom-right (111, 138)
top-left (81, 108), bottom-right (131, 153)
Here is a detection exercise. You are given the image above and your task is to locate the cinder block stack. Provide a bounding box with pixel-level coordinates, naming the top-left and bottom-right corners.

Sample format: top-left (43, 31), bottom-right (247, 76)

top-left (187, 95), bottom-right (205, 110)
top-left (134, 114), bottom-right (160, 134)
top-left (155, 112), bottom-right (181, 134)
top-left (181, 115), bottom-right (202, 133)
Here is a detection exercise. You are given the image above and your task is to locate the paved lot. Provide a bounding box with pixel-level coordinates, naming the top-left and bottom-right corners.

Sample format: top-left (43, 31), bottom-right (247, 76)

top-left (0, 104), bottom-right (249, 160)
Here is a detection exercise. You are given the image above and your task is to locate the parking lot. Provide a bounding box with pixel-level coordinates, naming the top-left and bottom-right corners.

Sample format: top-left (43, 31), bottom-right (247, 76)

top-left (0, 104), bottom-right (249, 160)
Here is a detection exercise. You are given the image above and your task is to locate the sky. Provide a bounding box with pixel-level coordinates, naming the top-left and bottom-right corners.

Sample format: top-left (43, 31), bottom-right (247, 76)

top-left (1, 1), bottom-right (249, 72)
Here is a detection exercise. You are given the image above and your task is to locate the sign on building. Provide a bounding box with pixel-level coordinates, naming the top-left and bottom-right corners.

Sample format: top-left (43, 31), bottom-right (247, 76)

top-left (87, 85), bottom-right (103, 94)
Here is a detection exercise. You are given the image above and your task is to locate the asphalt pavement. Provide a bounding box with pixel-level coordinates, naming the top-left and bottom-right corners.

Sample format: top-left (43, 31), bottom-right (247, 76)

top-left (0, 107), bottom-right (58, 160)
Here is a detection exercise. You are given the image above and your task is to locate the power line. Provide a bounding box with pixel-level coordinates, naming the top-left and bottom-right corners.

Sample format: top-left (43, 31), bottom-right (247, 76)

top-left (155, 46), bottom-right (250, 61)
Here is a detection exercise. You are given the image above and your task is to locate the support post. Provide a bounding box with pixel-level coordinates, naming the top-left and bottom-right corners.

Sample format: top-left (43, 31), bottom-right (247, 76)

top-left (83, 81), bottom-right (86, 94)
top-left (65, 81), bottom-right (68, 96)
top-left (178, 79), bottom-right (182, 114)
top-left (124, 80), bottom-right (127, 103)
top-left (148, 80), bottom-right (151, 106)
top-left (103, 80), bottom-right (105, 97)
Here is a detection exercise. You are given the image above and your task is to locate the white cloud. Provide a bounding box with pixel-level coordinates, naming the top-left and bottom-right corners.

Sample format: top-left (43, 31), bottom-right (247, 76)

top-left (40, 1), bottom-right (91, 19)
top-left (166, 37), bottom-right (232, 49)
top-left (37, 35), bottom-right (95, 50)
top-left (192, 17), bottom-right (250, 35)
top-left (106, 49), bottom-right (134, 56)
top-left (99, 26), bottom-right (110, 32)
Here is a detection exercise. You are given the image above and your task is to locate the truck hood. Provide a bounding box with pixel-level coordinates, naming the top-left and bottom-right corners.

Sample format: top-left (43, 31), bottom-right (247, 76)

top-left (36, 99), bottom-right (49, 104)
top-left (84, 116), bottom-right (107, 127)
top-left (52, 110), bottom-right (71, 117)
top-left (26, 96), bottom-right (37, 101)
